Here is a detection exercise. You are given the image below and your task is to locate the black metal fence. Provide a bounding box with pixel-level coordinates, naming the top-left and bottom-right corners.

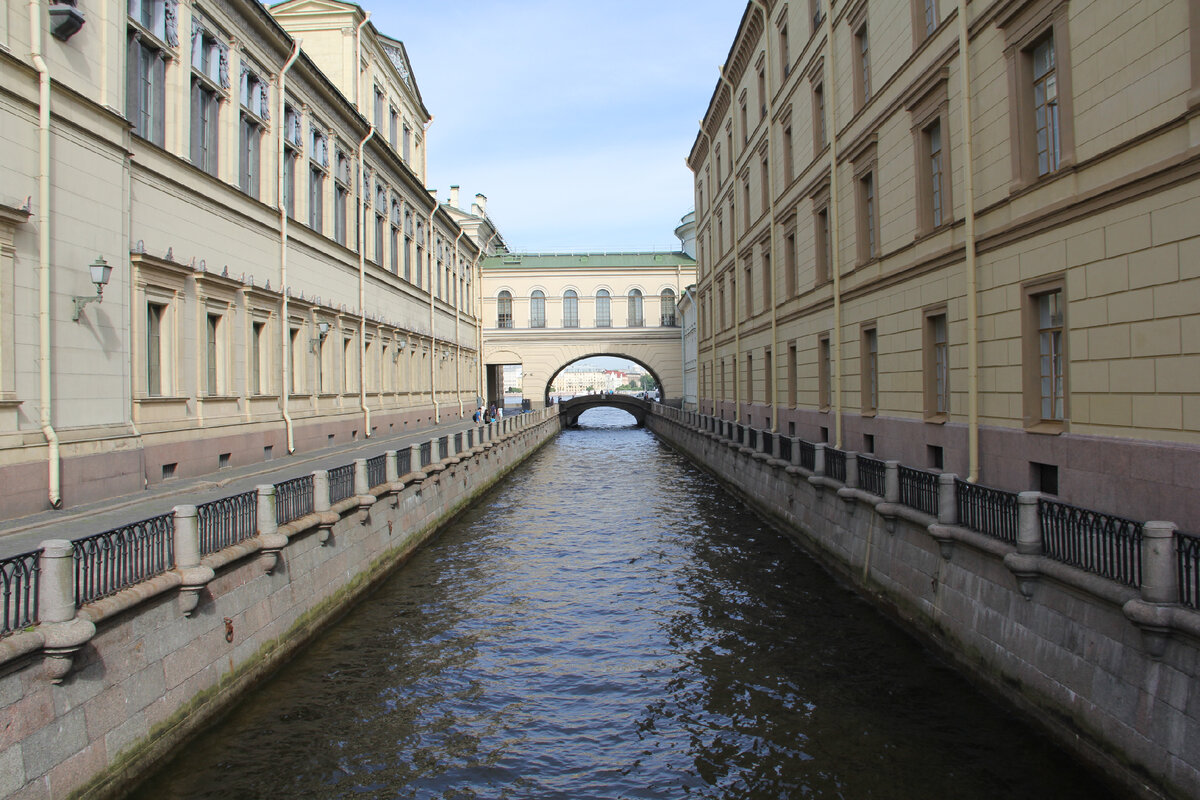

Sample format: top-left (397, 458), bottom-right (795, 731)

top-left (197, 492), bottom-right (258, 557)
top-left (898, 466), bottom-right (939, 517)
top-left (367, 454), bottom-right (387, 488)
top-left (826, 448), bottom-right (847, 483)
top-left (1, 550), bottom-right (39, 637)
top-left (397, 446), bottom-right (412, 476)
top-left (419, 441), bottom-right (432, 469)
top-left (73, 513), bottom-right (175, 607)
top-left (761, 432), bottom-right (774, 456)
top-left (747, 427), bottom-right (758, 450)
top-left (328, 463), bottom-right (356, 503)
top-left (438, 435), bottom-right (449, 459)
top-left (1178, 532), bottom-right (1200, 610)
top-left (956, 480), bottom-right (1019, 543)
top-left (777, 436), bottom-right (792, 463)
top-left (798, 440), bottom-right (816, 472)
top-left (1040, 498), bottom-right (1142, 588)
top-left (454, 432), bottom-right (463, 454)
top-left (274, 474), bottom-right (314, 525)
top-left (858, 456), bottom-right (887, 498)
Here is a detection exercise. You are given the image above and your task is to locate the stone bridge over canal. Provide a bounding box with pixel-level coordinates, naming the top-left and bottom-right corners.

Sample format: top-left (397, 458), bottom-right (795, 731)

top-left (558, 394), bottom-right (651, 427)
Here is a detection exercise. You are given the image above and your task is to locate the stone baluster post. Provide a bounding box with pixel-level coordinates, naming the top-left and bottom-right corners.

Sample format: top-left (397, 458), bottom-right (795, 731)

top-left (37, 539), bottom-right (95, 683)
top-left (1017, 492), bottom-right (1043, 555)
top-left (813, 443), bottom-right (826, 477)
top-left (173, 504), bottom-right (214, 615)
top-left (937, 473), bottom-right (958, 526)
top-left (256, 484), bottom-right (286, 573)
top-left (385, 450), bottom-right (399, 483)
top-left (1140, 521), bottom-right (1179, 605)
top-left (354, 459), bottom-right (369, 496)
top-left (844, 452), bottom-right (858, 489)
top-left (885, 461), bottom-right (900, 504)
top-left (313, 469), bottom-right (331, 512)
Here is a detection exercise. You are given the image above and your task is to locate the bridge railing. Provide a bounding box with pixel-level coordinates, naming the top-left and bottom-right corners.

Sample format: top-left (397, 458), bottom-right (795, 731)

top-left (666, 410), bottom-right (1192, 607)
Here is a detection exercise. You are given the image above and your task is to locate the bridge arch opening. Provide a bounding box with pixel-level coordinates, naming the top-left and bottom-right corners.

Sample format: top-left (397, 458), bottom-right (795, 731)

top-left (544, 354), bottom-right (666, 407)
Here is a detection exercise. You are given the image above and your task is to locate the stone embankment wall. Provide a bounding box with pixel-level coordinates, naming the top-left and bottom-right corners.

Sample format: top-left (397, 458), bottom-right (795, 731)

top-left (647, 407), bottom-right (1198, 800)
top-left (0, 410), bottom-right (561, 800)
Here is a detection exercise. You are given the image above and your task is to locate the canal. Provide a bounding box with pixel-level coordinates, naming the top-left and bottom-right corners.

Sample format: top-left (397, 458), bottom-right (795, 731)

top-left (130, 408), bottom-right (1117, 799)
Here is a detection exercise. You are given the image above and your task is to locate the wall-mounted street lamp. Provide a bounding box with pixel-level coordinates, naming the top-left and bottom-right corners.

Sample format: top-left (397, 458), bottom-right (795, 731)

top-left (49, 0), bottom-right (86, 41)
top-left (72, 256), bottom-right (112, 321)
top-left (310, 320), bottom-right (330, 353)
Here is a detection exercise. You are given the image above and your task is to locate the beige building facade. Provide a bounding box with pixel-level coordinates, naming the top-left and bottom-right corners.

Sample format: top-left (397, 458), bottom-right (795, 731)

top-left (690, 0), bottom-right (1200, 529)
top-left (481, 251), bottom-right (696, 405)
top-left (0, 0), bottom-right (483, 520)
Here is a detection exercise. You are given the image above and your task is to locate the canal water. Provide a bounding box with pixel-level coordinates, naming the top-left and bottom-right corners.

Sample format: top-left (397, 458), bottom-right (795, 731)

top-left (131, 408), bottom-right (1117, 799)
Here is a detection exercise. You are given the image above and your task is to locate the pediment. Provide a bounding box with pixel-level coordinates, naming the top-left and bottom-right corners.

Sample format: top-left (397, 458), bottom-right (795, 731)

top-left (269, 0), bottom-right (357, 19)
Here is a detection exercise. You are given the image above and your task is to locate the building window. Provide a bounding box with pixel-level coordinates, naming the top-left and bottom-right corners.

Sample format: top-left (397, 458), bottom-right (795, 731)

top-left (1022, 280), bottom-right (1066, 428)
top-left (924, 310), bottom-right (949, 418)
top-left (146, 301), bottom-right (166, 397)
top-left (913, 0), bottom-right (939, 45)
top-left (758, 67), bottom-right (767, 120)
top-left (239, 67), bottom-right (267, 199)
top-left (928, 120), bottom-right (945, 227)
top-left (309, 125), bottom-right (328, 232)
top-left (718, 278), bottom-right (726, 330)
top-left (1002, 1), bottom-right (1074, 188)
top-left (530, 290), bottom-right (546, 328)
top-left (856, 170), bottom-right (878, 262)
top-left (782, 117), bottom-right (795, 183)
top-left (810, 0), bottom-right (825, 29)
top-left (205, 312), bottom-right (222, 396)
top-left (627, 289), bottom-right (643, 327)
top-left (415, 221), bottom-right (424, 288)
top-left (761, 248), bottom-right (771, 308)
top-left (743, 176), bottom-right (752, 229)
top-left (787, 342), bottom-right (798, 407)
top-left (289, 327), bottom-right (302, 394)
top-left (190, 18), bottom-right (225, 177)
top-left (661, 288), bottom-right (677, 327)
top-left (342, 336), bottom-right (353, 393)
top-left (740, 101), bottom-right (749, 146)
top-left (403, 211), bottom-right (413, 281)
top-left (764, 348), bottom-right (773, 409)
top-left (563, 290), bottom-right (579, 328)
top-left (126, 0), bottom-right (169, 147)
top-left (497, 291), bottom-right (513, 328)
top-left (333, 151), bottom-right (350, 246)
top-left (818, 334), bottom-right (831, 411)
top-left (596, 289), bottom-right (611, 327)
top-left (1032, 35), bottom-right (1060, 177)
top-left (390, 202), bottom-right (401, 275)
top-left (389, 107), bottom-right (399, 148)
top-left (746, 352), bottom-right (754, 405)
top-left (861, 325), bottom-right (878, 415)
top-left (251, 320), bottom-right (267, 395)
top-left (784, 227), bottom-right (797, 297)
top-left (812, 80), bottom-right (827, 153)
top-left (374, 86), bottom-right (385, 130)
top-left (402, 123), bottom-right (412, 162)
top-left (815, 200), bottom-right (831, 283)
top-left (853, 19), bottom-right (871, 109)
top-left (779, 21), bottom-right (791, 76)
top-left (744, 260), bottom-right (754, 317)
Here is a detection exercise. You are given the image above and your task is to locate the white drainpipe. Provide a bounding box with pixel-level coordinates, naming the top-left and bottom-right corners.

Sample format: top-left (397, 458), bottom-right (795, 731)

top-left (958, 0), bottom-right (981, 481)
top-left (452, 229), bottom-right (464, 418)
top-left (31, 0), bottom-right (60, 508)
top-left (278, 39), bottom-right (302, 453)
top-left (426, 192), bottom-right (438, 422)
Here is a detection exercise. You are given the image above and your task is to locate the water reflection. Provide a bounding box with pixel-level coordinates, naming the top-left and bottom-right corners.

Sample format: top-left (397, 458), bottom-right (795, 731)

top-left (130, 408), bottom-right (1116, 799)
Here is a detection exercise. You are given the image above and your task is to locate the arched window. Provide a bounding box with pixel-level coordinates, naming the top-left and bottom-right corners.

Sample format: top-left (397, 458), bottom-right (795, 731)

top-left (595, 289), bottom-right (611, 327)
top-left (497, 291), bottom-right (513, 328)
top-left (563, 290), bottom-right (579, 328)
top-left (530, 290), bottom-right (546, 328)
top-left (628, 289), bottom-right (644, 327)
top-left (660, 288), bottom-right (677, 327)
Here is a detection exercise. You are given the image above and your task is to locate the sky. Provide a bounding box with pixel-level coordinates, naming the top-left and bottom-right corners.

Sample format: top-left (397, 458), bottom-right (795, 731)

top-left (370, 1), bottom-right (747, 254)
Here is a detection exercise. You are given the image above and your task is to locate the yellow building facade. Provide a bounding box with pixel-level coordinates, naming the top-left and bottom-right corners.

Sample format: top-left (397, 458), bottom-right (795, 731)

top-left (690, 0), bottom-right (1200, 530)
top-left (0, 0), bottom-right (482, 520)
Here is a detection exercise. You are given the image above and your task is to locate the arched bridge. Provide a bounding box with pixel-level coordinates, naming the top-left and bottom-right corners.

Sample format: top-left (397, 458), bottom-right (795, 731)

top-left (558, 395), bottom-right (651, 427)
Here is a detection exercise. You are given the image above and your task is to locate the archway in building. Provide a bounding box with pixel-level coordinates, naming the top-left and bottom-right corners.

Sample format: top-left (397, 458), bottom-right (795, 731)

top-left (543, 354), bottom-right (666, 407)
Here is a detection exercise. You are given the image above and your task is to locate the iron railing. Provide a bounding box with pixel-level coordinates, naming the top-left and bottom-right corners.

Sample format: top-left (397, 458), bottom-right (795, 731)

top-left (777, 436), bottom-right (792, 463)
top-left (328, 463), bottom-right (356, 503)
top-left (798, 440), bottom-right (816, 472)
top-left (197, 492), bottom-right (258, 556)
top-left (274, 474), bottom-right (314, 525)
top-left (956, 480), bottom-right (1019, 544)
top-left (761, 432), bottom-right (774, 457)
top-left (858, 455), bottom-right (887, 498)
top-left (1, 550), bottom-right (39, 637)
top-left (747, 428), bottom-right (758, 450)
top-left (438, 435), bottom-right (450, 460)
top-left (1178, 532), bottom-right (1200, 610)
top-left (454, 432), bottom-right (463, 454)
top-left (736, 425), bottom-right (745, 445)
top-left (898, 466), bottom-right (939, 517)
top-left (826, 448), bottom-right (847, 483)
top-left (367, 454), bottom-right (387, 488)
top-left (1040, 498), bottom-right (1142, 588)
top-left (73, 513), bottom-right (175, 607)
top-left (397, 446), bottom-right (412, 475)
top-left (419, 441), bottom-right (432, 468)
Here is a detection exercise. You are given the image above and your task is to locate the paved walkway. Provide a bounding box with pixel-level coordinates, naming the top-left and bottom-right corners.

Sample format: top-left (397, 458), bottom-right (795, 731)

top-left (0, 414), bottom-right (510, 559)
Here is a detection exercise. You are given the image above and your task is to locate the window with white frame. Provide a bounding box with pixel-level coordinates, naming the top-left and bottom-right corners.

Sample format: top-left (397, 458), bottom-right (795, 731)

top-left (309, 124), bottom-right (328, 232)
top-left (563, 290), bottom-right (579, 328)
top-left (374, 184), bottom-right (387, 264)
top-left (627, 289), bottom-right (643, 327)
top-left (126, 0), bottom-right (172, 146)
top-left (239, 64), bottom-right (268, 199)
top-left (333, 150), bottom-right (350, 246)
top-left (660, 288), bottom-right (677, 327)
top-left (390, 202), bottom-right (401, 275)
top-left (530, 290), bottom-right (546, 328)
top-left (190, 14), bottom-right (226, 177)
top-left (596, 289), bottom-right (611, 327)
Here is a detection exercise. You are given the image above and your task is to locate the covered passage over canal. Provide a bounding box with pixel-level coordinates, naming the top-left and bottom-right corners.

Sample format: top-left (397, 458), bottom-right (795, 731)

top-left (130, 409), bottom-right (1118, 799)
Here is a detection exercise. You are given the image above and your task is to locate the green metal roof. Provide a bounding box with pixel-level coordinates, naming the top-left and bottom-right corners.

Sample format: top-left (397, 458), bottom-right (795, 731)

top-left (483, 251), bottom-right (695, 270)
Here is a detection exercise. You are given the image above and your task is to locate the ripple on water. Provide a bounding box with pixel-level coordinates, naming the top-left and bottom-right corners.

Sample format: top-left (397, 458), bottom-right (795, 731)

top-left (131, 408), bottom-right (1120, 800)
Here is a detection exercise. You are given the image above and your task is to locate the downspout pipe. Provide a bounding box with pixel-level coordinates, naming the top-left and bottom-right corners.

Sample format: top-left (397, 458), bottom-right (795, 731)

top-left (278, 38), bottom-right (302, 454)
top-left (357, 124), bottom-right (376, 437)
top-left (718, 68), bottom-right (741, 422)
top-left (354, 12), bottom-right (370, 110)
top-left (452, 229), bottom-right (464, 418)
top-left (821, 8), bottom-right (844, 449)
top-left (958, 0), bottom-right (981, 481)
top-left (474, 232), bottom-right (497, 406)
top-left (698, 125), bottom-right (718, 417)
top-left (426, 189), bottom-right (438, 422)
top-left (31, 0), bottom-right (61, 508)
top-left (750, 0), bottom-right (780, 433)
